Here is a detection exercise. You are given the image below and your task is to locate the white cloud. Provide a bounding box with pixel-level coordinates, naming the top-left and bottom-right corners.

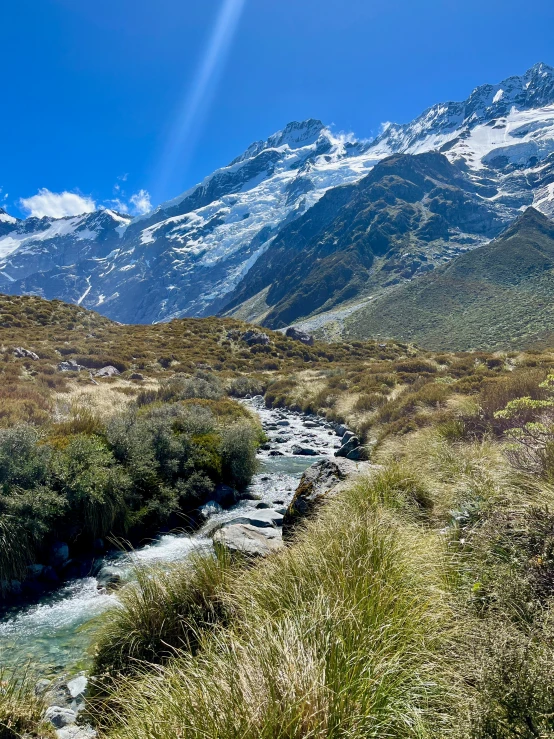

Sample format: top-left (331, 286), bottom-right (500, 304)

top-left (20, 189), bottom-right (96, 219)
top-left (129, 189), bottom-right (152, 215)
top-left (105, 198), bottom-right (130, 214)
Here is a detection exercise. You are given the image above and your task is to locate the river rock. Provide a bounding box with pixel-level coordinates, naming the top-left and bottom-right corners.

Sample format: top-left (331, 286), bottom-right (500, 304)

top-left (213, 524), bottom-right (284, 557)
top-left (292, 445), bottom-right (318, 456)
top-left (56, 726), bottom-right (97, 739)
top-left (197, 500), bottom-right (223, 522)
top-left (13, 346), bottom-right (39, 360)
top-left (335, 437), bottom-right (361, 459)
top-left (49, 542), bottom-right (70, 567)
top-left (45, 706), bottom-right (77, 728)
top-left (213, 483), bottom-right (238, 507)
top-left (346, 447), bottom-right (364, 461)
top-left (223, 509), bottom-right (284, 529)
top-left (67, 675), bottom-right (88, 700)
top-left (335, 424), bottom-right (347, 437)
top-left (96, 570), bottom-right (122, 592)
top-left (269, 450), bottom-right (284, 456)
top-left (283, 458), bottom-right (360, 539)
top-left (285, 327), bottom-right (314, 346)
top-left (341, 431), bottom-right (355, 444)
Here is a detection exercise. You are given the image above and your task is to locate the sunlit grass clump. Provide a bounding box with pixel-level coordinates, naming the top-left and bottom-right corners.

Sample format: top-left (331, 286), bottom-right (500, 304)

top-left (92, 468), bottom-right (454, 738)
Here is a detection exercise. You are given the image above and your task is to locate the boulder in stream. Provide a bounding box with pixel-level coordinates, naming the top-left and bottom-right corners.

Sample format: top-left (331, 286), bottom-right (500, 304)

top-left (223, 509), bottom-right (284, 529)
top-left (283, 458), bottom-right (364, 539)
top-left (335, 436), bottom-right (362, 459)
top-left (45, 706), bottom-right (77, 729)
top-left (292, 445), bottom-right (318, 456)
top-left (213, 523), bottom-right (284, 557)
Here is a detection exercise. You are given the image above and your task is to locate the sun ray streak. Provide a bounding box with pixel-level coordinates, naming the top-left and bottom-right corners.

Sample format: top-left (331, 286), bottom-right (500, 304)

top-left (157, 0), bottom-right (247, 198)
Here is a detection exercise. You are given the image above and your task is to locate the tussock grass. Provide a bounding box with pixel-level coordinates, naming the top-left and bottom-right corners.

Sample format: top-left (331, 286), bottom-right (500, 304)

top-left (93, 469), bottom-right (455, 738)
top-left (93, 550), bottom-right (236, 678)
top-left (0, 667), bottom-right (54, 738)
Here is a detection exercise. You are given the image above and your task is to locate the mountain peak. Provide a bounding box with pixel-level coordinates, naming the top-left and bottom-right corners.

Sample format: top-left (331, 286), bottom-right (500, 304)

top-left (524, 61), bottom-right (554, 81)
top-left (231, 119), bottom-right (327, 165)
top-left (373, 61), bottom-right (554, 154)
top-left (0, 207), bottom-right (17, 224)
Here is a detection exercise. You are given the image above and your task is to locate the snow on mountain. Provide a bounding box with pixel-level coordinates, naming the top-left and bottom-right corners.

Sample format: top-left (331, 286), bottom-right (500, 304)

top-left (2, 63), bottom-right (554, 323)
top-left (0, 209), bottom-right (131, 283)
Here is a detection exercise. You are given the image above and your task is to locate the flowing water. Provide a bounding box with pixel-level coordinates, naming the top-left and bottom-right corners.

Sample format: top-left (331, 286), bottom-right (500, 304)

top-left (0, 397), bottom-right (341, 676)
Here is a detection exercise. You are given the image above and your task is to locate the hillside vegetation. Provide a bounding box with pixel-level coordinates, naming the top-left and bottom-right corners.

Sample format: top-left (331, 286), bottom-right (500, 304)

top-left (3, 294), bottom-right (554, 736)
top-left (223, 152), bottom-right (504, 328)
top-left (344, 208), bottom-right (554, 351)
top-left (90, 356), bottom-right (554, 738)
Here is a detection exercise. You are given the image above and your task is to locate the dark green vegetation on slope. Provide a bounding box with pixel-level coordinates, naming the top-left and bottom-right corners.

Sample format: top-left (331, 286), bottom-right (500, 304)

top-left (222, 152), bottom-right (505, 327)
top-left (345, 208), bottom-right (554, 351)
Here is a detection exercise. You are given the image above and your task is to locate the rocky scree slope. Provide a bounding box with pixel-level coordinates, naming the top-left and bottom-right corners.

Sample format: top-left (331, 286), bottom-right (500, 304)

top-left (2, 63), bottom-right (554, 325)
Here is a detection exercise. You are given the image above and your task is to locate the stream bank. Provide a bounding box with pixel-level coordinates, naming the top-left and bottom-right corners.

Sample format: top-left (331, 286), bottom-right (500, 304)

top-left (0, 397), bottom-right (353, 676)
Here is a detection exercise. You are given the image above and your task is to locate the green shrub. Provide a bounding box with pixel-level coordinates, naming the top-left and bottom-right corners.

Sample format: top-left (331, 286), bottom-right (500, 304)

top-left (51, 435), bottom-right (132, 539)
top-left (220, 422), bottom-right (258, 490)
top-left (394, 359), bottom-right (437, 374)
top-left (228, 375), bottom-right (267, 397)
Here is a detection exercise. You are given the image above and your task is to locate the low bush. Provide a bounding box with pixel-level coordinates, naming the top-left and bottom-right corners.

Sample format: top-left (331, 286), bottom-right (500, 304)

top-left (0, 396), bottom-right (260, 585)
top-left (228, 375), bottom-right (267, 397)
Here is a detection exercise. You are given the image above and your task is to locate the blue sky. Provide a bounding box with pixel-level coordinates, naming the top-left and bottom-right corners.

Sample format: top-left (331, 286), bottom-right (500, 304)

top-left (2, 0), bottom-right (554, 219)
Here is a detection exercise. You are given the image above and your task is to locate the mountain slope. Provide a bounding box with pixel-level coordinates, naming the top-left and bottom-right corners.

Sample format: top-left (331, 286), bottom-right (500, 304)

top-left (221, 151), bottom-right (507, 327)
top-left (2, 63), bottom-right (554, 325)
top-left (343, 208), bottom-right (554, 351)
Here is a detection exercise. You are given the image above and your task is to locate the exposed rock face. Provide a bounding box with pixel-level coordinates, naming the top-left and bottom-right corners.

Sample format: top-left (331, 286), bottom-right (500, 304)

top-left (283, 458), bottom-right (360, 539)
top-left (213, 523), bottom-right (284, 557)
top-left (285, 327), bottom-right (314, 345)
top-left (13, 346), bottom-right (39, 360)
top-left (241, 330), bottom-right (270, 346)
top-left (94, 365), bottom-right (120, 377)
top-left (58, 360), bottom-right (85, 372)
top-left (335, 436), bottom-right (362, 459)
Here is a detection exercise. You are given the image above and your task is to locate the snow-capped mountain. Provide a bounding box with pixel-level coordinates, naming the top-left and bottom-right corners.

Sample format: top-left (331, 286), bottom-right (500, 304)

top-left (2, 62), bottom-right (554, 324)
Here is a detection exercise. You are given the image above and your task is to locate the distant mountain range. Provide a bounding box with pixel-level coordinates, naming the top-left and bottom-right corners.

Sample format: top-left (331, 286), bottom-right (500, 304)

top-left (2, 62), bottom-right (554, 347)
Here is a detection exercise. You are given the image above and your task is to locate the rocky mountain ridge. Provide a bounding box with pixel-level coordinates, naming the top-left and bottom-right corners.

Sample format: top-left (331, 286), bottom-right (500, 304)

top-left (1, 63), bottom-right (554, 325)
